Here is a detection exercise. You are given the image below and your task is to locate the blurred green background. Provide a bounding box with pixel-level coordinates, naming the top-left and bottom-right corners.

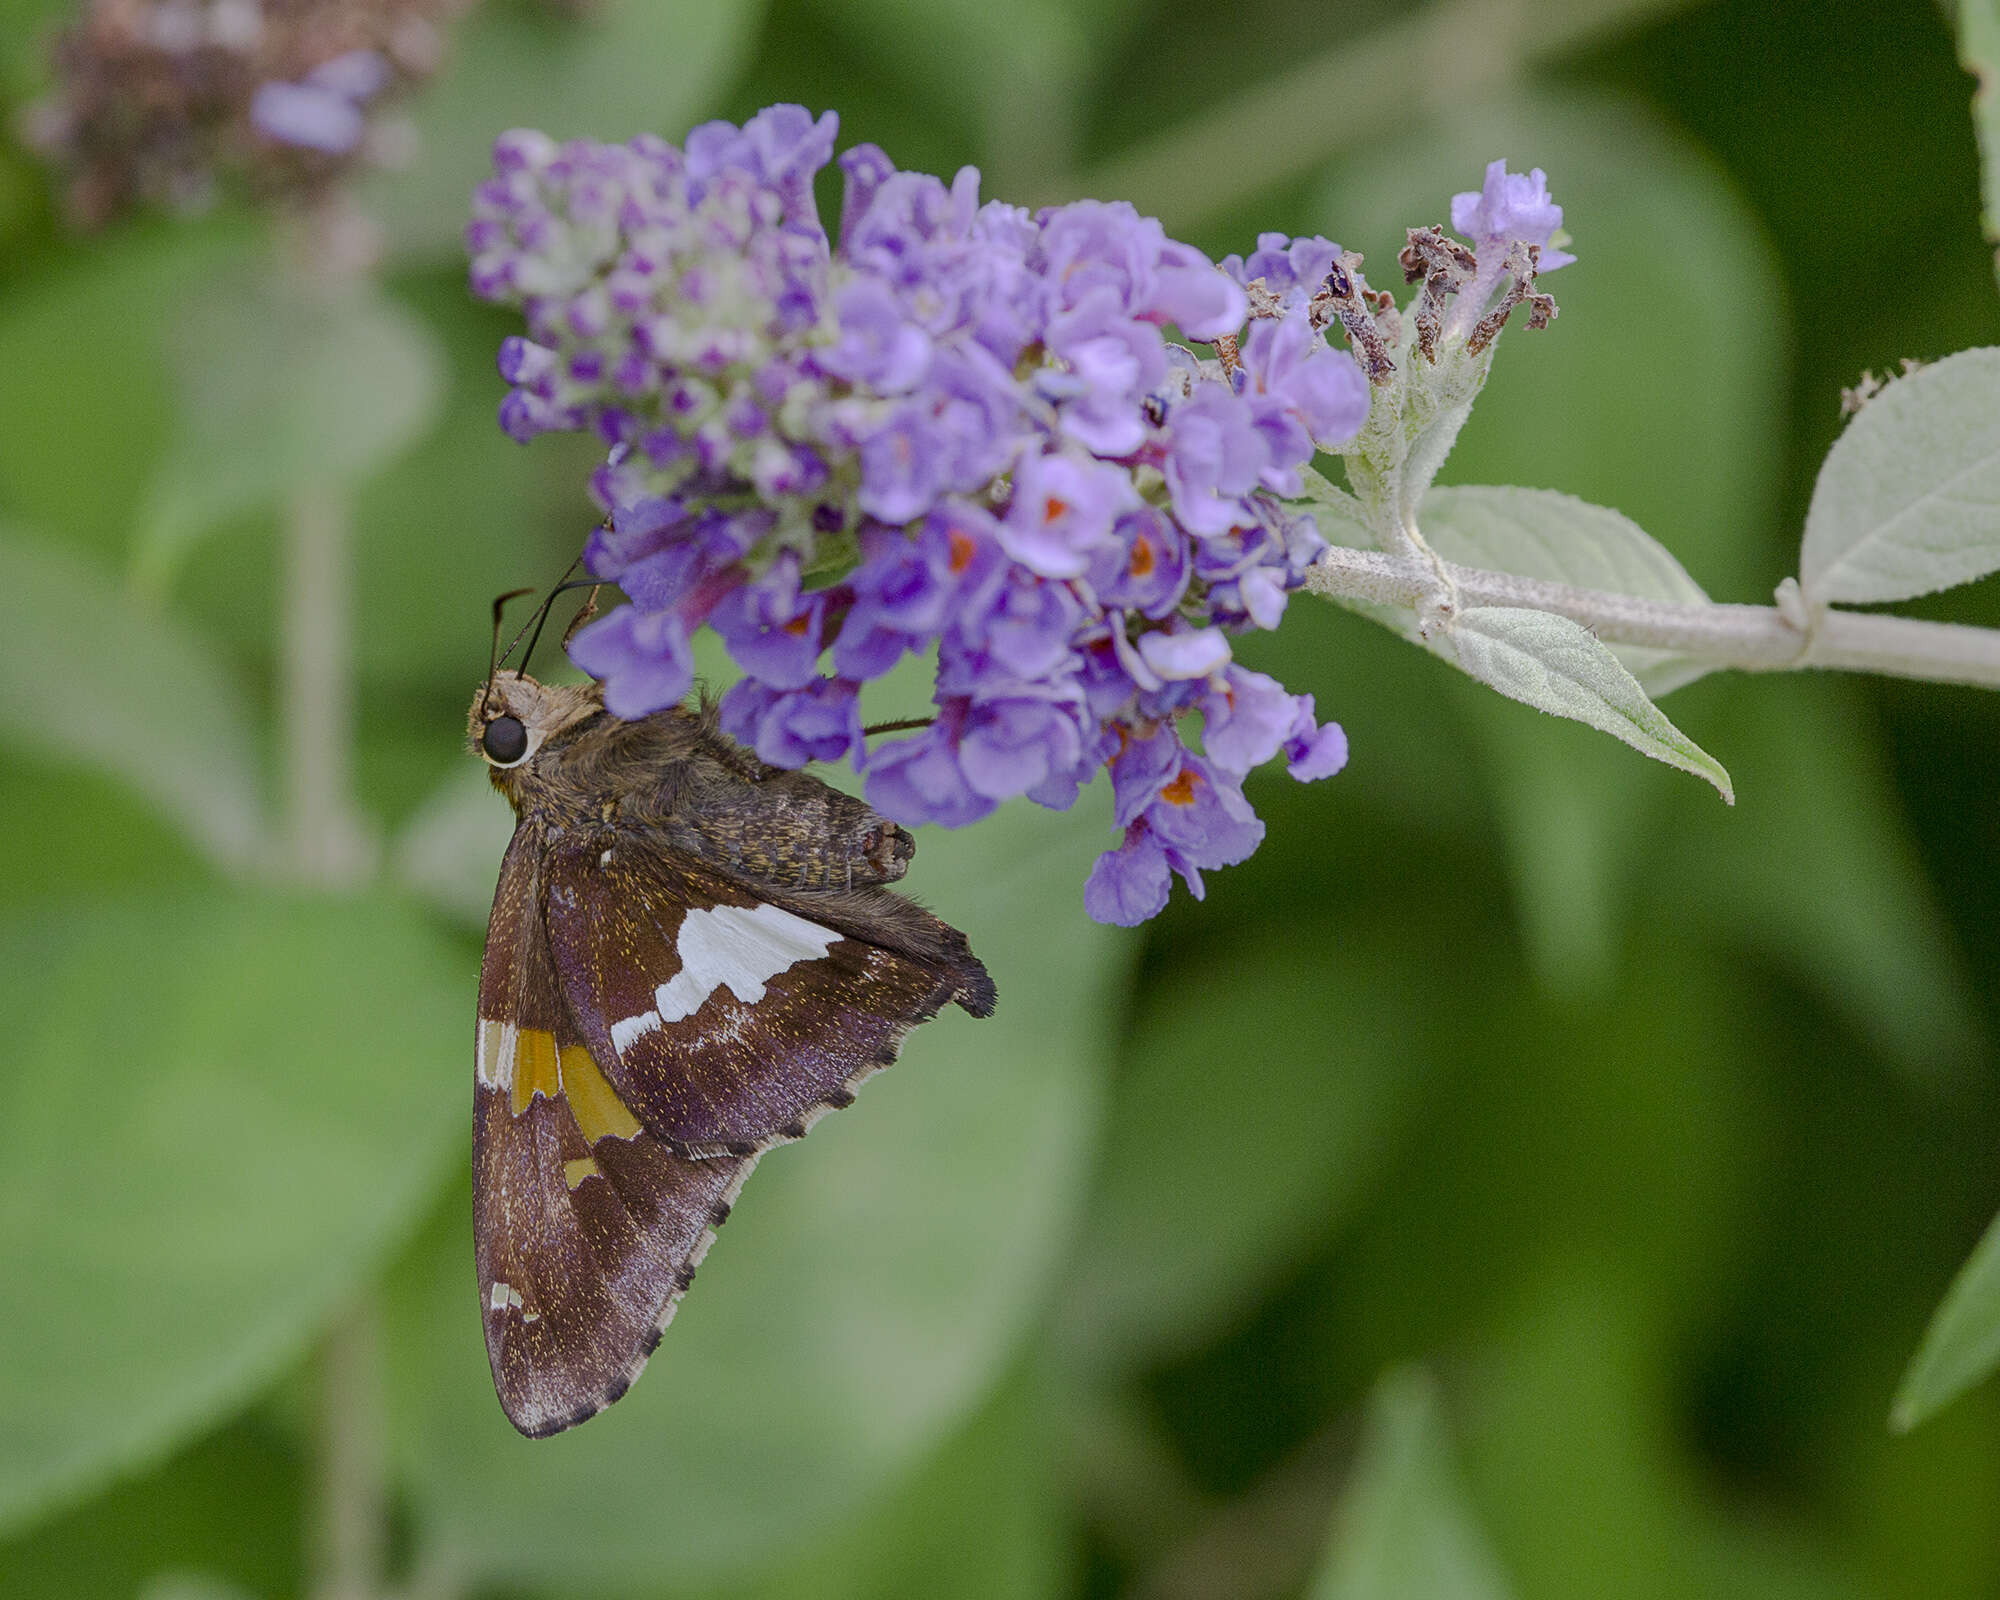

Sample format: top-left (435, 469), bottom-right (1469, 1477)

top-left (3, 0), bottom-right (1999, 1596)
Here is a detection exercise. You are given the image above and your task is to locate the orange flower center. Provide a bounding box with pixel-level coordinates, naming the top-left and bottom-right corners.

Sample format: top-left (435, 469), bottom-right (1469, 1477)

top-left (948, 528), bottom-right (976, 573)
top-left (1160, 769), bottom-right (1199, 806)
top-left (1129, 535), bottom-right (1156, 577)
top-left (1043, 495), bottom-right (1071, 524)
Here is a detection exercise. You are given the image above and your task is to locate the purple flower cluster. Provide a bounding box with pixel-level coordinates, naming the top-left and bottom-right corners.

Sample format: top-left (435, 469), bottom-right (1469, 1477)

top-left (467, 105), bottom-right (1369, 924)
top-left (27, 0), bottom-right (466, 228)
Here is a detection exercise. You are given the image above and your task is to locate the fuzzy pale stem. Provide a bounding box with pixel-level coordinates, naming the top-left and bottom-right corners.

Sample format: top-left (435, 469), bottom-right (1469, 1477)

top-left (310, 1296), bottom-right (388, 1600)
top-left (278, 478), bottom-right (377, 885)
top-left (276, 194), bottom-right (388, 1600)
top-left (1306, 544), bottom-right (2000, 688)
top-left (274, 191), bottom-right (378, 888)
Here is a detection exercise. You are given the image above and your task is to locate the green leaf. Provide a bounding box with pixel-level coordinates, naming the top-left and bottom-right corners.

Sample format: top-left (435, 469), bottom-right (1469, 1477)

top-left (796, 0), bottom-right (1135, 190)
top-left (0, 0), bottom-right (71, 97)
top-left (1648, 675), bottom-right (1983, 1082)
top-left (364, 0), bottom-right (765, 261)
top-left (0, 751), bottom-right (208, 909)
top-left (1443, 607), bottom-right (1733, 803)
top-left (1458, 1264), bottom-right (1869, 1600)
top-left (1453, 706), bottom-right (1637, 996)
top-left (0, 223), bottom-right (254, 560)
top-left (392, 763), bottom-right (514, 930)
top-left (718, 1364), bottom-right (1061, 1600)
top-left (1049, 932), bottom-right (1424, 1376)
top-left (1332, 486), bottom-right (1718, 699)
top-left (1960, 0), bottom-right (2000, 288)
top-left (0, 1418), bottom-right (302, 1600)
top-left (0, 529), bottom-right (262, 872)
top-left (135, 1576), bottom-right (261, 1600)
top-left (1308, 1369), bottom-right (1515, 1600)
top-left (386, 795), bottom-right (1125, 1588)
top-left (135, 271), bottom-right (445, 586)
top-left (1799, 347), bottom-right (2000, 607)
top-left (1894, 1206), bottom-right (2000, 1432)
top-left (1423, 488), bottom-right (1713, 696)
top-left (0, 890), bottom-right (467, 1539)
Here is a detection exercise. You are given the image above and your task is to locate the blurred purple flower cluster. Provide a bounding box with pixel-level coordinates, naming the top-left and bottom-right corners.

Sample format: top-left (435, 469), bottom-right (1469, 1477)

top-left (26, 0), bottom-right (466, 228)
top-left (467, 104), bottom-right (1368, 924)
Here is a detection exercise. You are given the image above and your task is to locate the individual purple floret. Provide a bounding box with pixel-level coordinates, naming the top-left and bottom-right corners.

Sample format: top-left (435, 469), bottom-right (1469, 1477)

top-left (1450, 159), bottom-right (1574, 270)
top-left (1435, 159), bottom-right (1575, 348)
top-left (250, 49), bottom-right (391, 156)
top-left (468, 104), bottom-right (1389, 923)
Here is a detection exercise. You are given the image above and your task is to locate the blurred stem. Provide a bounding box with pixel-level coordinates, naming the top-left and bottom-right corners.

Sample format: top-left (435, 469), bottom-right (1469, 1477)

top-left (310, 1297), bottom-right (388, 1600)
top-left (274, 190), bottom-right (379, 889)
top-left (278, 196), bottom-right (390, 1600)
top-left (1040, 0), bottom-right (1698, 225)
top-left (1306, 544), bottom-right (2000, 689)
top-left (278, 478), bottom-right (377, 884)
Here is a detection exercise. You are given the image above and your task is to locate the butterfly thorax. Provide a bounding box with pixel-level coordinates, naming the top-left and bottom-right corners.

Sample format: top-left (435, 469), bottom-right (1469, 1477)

top-left (468, 672), bottom-right (916, 892)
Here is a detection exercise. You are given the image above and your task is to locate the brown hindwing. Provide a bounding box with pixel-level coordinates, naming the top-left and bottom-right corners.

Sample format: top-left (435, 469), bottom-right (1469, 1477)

top-left (543, 833), bottom-right (987, 1155)
top-left (475, 824), bottom-right (754, 1437)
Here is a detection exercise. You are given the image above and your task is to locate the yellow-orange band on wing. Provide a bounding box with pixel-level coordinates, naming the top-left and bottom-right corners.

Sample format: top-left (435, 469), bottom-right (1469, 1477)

top-left (561, 1044), bottom-right (642, 1143)
top-left (498, 1028), bottom-right (642, 1143)
top-left (511, 1028), bottom-right (562, 1114)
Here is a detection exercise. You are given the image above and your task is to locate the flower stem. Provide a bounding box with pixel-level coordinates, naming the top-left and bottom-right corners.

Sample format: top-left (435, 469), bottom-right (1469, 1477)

top-left (309, 1296), bottom-right (388, 1600)
top-left (278, 479), bottom-right (377, 885)
top-left (1305, 544), bottom-right (2000, 689)
top-left (274, 196), bottom-right (390, 1600)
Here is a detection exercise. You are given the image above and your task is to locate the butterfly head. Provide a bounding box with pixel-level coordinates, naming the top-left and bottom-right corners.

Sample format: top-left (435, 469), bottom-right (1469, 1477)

top-left (469, 672), bottom-right (602, 784)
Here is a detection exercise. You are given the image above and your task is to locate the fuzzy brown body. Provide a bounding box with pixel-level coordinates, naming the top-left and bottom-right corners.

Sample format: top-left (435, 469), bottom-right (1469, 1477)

top-left (468, 672), bottom-right (993, 1437)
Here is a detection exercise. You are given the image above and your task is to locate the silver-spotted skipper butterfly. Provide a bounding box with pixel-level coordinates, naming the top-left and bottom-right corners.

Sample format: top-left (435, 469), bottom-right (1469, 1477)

top-left (467, 591), bottom-right (995, 1437)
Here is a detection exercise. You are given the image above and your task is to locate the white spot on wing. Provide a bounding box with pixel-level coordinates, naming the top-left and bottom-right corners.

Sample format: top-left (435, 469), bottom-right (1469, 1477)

top-left (654, 903), bottom-right (839, 1023)
top-left (610, 1009), bottom-right (661, 1053)
top-left (488, 1281), bottom-right (525, 1314)
top-left (476, 1018), bottom-right (518, 1092)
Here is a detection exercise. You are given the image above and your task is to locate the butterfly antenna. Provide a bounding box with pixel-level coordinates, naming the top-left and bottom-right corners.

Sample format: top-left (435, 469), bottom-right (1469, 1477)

top-left (494, 554), bottom-right (586, 678)
top-left (862, 717), bottom-right (935, 737)
top-left (560, 584), bottom-right (602, 649)
top-left (482, 588), bottom-right (536, 716)
top-left (520, 574), bottom-right (601, 676)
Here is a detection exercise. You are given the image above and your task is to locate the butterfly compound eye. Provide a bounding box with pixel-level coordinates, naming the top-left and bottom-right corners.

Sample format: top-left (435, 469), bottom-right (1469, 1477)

top-left (482, 715), bottom-right (529, 765)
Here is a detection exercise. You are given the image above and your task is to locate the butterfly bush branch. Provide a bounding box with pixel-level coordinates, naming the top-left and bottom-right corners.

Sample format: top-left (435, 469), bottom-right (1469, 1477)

top-left (1304, 545), bottom-right (2000, 688)
top-left (1301, 164), bottom-right (2000, 695)
top-left (309, 1296), bottom-right (389, 1600)
top-left (278, 474), bottom-right (379, 885)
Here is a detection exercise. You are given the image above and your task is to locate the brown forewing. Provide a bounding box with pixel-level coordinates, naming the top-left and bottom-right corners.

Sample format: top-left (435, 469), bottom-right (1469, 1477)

top-left (543, 833), bottom-right (984, 1154)
top-left (476, 824), bottom-right (755, 1438)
